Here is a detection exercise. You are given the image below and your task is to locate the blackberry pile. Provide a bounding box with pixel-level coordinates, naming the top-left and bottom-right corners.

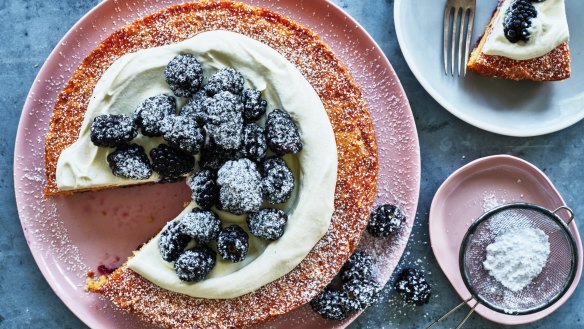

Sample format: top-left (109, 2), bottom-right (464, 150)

top-left (112, 54), bottom-right (302, 281)
top-left (503, 0), bottom-right (542, 43)
top-left (310, 251), bottom-right (381, 320)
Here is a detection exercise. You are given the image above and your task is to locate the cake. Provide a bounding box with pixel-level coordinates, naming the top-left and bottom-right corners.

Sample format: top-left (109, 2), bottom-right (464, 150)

top-left (44, 1), bottom-right (379, 328)
top-left (467, 0), bottom-right (570, 81)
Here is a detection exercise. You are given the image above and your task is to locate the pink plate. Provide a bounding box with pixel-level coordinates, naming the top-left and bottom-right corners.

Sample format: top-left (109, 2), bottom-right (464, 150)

top-left (430, 155), bottom-right (582, 325)
top-left (13, 0), bottom-right (420, 328)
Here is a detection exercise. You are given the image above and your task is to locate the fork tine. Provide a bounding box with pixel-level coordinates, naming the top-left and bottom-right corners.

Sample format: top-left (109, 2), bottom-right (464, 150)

top-left (464, 6), bottom-right (475, 76)
top-left (450, 6), bottom-right (460, 77)
top-left (443, 4), bottom-right (452, 75)
top-left (457, 8), bottom-right (468, 77)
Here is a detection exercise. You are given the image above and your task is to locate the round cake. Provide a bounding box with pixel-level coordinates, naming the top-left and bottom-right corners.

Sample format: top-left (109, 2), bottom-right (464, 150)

top-left (44, 1), bottom-right (378, 328)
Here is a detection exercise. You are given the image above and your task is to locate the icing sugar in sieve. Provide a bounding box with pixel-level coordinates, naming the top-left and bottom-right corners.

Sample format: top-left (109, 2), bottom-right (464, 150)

top-left (427, 203), bottom-right (578, 329)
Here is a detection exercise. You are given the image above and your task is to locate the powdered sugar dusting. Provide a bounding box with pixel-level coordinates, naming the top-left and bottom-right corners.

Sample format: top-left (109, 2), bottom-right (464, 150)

top-left (483, 227), bottom-right (550, 292)
top-left (17, 0), bottom-right (419, 328)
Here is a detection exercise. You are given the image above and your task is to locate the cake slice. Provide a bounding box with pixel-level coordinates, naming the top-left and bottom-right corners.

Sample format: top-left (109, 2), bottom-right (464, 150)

top-left (468, 0), bottom-right (570, 81)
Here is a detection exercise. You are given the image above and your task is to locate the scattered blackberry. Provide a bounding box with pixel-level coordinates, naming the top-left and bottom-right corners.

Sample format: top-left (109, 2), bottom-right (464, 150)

top-left (261, 157), bottom-right (294, 204)
top-left (265, 109), bottom-right (302, 155)
top-left (343, 278), bottom-right (381, 311)
top-left (217, 225), bottom-right (249, 262)
top-left (217, 159), bottom-right (262, 215)
top-left (204, 68), bottom-right (245, 96)
top-left (174, 246), bottom-right (216, 282)
top-left (180, 208), bottom-right (221, 245)
top-left (367, 204), bottom-right (406, 237)
top-left (341, 252), bottom-right (374, 283)
top-left (204, 91), bottom-right (244, 151)
top-left (159, 220), bottom-right (190, 262)
top-left (247, 208), bottom-right (288, 240)
top-left (179, 90), bottom-right (208, 125)
top-left (241, 88), bottom-right (267, 122)
top-left (310, 289), bottom-right (350, 321)
top-left (160, 115), bottom-right (205, 155)
top-left (199, 141), bottom-right (241, 171)
top-left (133, 94), bottom-right (176, 137)
top-left (165, 54), bottom-right (204, 97)
top-left (240, 123), bottom-right (267, 163)
top-left (150, 144), bottom-right (195, 181)
top-left (97, 265), bottom-right (117, 276)
top-left (394, 268), bottom-right (432, 305)
top-left (503, 0), bottom-right (538, 43)
top-left (188, 169), bottom-right (219, 209)
top-left (90, 114), bottom-right (137, 147)
top-left (106, 144), bottom-right (152, 180)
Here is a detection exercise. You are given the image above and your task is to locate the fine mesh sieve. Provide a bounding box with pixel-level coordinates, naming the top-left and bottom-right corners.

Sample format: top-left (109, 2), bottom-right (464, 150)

top-left (428, 203), bottom-right (578, 329)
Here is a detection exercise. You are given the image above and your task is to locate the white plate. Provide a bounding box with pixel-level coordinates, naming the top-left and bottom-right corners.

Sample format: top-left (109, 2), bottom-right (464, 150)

top-left (395, 0), bottom-right (584, 137)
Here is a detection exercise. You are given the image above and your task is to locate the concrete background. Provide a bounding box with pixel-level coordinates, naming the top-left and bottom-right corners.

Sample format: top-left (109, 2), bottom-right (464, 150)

top-left (1, 0), bottom-right (582, 328)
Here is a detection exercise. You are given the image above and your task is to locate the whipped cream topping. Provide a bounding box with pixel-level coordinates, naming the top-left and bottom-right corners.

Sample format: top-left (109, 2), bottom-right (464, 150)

top-left (56, 30), bottom-right (338, 299)
top-left (482, 0), bottom-right (569, 61)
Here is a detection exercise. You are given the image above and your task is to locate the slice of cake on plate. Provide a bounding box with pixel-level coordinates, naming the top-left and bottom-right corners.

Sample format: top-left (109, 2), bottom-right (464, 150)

top-left (468, 0), bottom-right (570, 81)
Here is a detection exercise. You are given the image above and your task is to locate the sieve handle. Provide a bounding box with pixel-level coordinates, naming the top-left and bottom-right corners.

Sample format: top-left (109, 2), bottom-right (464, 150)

top-left (553, 206), bottom-right (575, 225)
top-left (455, 301), bottom-right (479, 329)
top-left (426, 297), bottom-right (474, 329)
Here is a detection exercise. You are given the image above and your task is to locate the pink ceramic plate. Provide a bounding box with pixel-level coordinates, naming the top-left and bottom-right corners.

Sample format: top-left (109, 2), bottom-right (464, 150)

top-left (430, 155), bottom-right (582, 325)
top-left (13, 0), bottom-right (420, 328)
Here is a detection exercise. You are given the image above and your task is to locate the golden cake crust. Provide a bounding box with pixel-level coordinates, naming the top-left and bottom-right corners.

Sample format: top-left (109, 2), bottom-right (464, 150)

top-left (468, 42), bottom-right (571, 81)
top-left (46, 1), bottom-right (378, 328)
top-left (467, 2), bottom-right (571, 81)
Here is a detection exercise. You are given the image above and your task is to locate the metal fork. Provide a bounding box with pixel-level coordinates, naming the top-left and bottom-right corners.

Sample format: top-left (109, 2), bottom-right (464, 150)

top-left (443, 0), bottom-right (476, 77)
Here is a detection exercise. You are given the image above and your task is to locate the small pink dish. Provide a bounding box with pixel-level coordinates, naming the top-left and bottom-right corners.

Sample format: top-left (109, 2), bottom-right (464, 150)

top-left (429, 155), bottom-right (583, 325)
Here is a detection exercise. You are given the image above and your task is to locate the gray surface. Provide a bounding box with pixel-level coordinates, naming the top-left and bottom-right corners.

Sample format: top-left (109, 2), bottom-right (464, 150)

top-left (1, 0), bottom-right (582, 328)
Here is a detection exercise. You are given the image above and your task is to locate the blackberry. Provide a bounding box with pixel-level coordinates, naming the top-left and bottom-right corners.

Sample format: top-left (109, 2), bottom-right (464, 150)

top-left (158, 220), bottom-right (190, 262)
top-left (90, 114), bottom-right (137, 147)
top-left (188, 169), bottom-right (219, 209)
top-left (204, 68), bottom-right (245, 96)
top-left (133, 94), bottom-right (176, 137)
top-left (367, 204), bottom-right (406, 237)
top-left (503, 0), bottom-right (537, 43)
top-left (261, 157), bottom-right (294, 204)
top-left (199, 142), bottom-right (241, 171)
top-left (180, 208), bottom-right (221, 245)
top-left (241, 88), bottom-right (267, 122)
top-left (310, 289), bottom-right (350, 321)
top-left (217, 159), bottom-right (262, 215)
top-left (240, 123), bottom-right (267, 163)
top-left (394, 268), bottom-right (432, 305)
top-left (180, 90), bottom-right (208, 125)
top-left (165, 54), bottom-right (204, 97)
top-left (160, 115), bottom-right (205, 155)
top-left (341, 252), bottom-right (374, 283)
top-left (247, 208), bottom-right (288, 240)
top-left (342, 278), bottom-right (381, 311)
top-left (265, 109), bottom-right (302, 155)
top-left (217, 225), bottom-right (249, 262)
top-left (106, 144), bottom-right (152, 180)
top-left (150, 144), bottom-right (195, 181)
top-left (174, 246), bottom-right (216, 282)
top-left (204, 91), bottom-right (244, 151)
